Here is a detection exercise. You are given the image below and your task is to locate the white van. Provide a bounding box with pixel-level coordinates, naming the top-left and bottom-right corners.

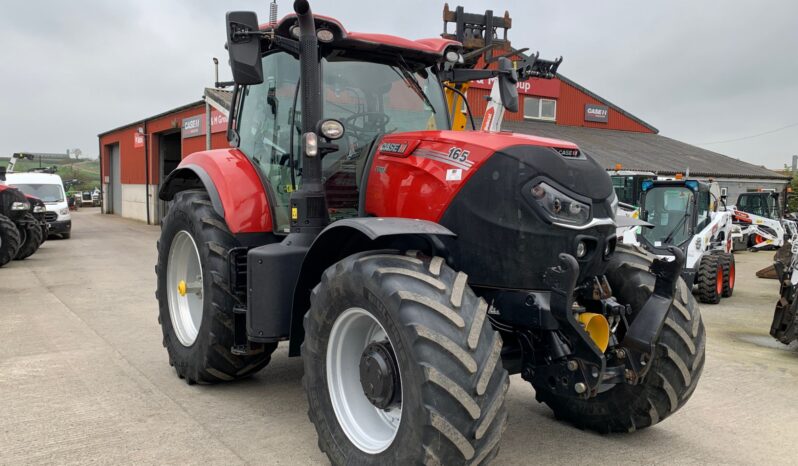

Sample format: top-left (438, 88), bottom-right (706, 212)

top-left (6, 173), bottom-right (71, 239)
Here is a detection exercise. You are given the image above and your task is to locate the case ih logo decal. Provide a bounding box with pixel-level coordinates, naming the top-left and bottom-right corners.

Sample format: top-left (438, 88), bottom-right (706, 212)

top-left (412, 146), bottom-right (474, 171)
top-left (584, 104), bottom-right (609, 123)
top-left (555, 147), bottom-right (580, 158)
top-left (379, 142), bottom-right (408, 154)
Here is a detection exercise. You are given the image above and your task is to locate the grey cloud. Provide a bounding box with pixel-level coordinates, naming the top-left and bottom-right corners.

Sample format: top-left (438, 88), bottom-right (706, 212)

top-left (0, 0), bottom-right (795, 167)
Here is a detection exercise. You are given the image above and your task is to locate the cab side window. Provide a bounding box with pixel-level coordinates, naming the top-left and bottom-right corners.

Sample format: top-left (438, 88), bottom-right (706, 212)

top-left (696, 191), bottom-right (710, 231)
top-left (237, 52), bottom-right (301, 233)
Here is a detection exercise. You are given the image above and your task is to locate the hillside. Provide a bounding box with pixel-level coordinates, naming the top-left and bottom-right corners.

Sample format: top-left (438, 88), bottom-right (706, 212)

top-left (1, 157), bottom-right (101, 192)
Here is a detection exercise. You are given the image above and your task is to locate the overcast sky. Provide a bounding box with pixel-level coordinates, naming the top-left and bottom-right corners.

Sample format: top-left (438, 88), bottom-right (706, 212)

top-left (1, 0), bottom-right (796, 168)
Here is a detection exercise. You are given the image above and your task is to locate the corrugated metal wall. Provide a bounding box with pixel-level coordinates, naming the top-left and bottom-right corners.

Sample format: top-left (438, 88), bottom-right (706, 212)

top-left (100, 104), bottom-right (230, 185)
top-left (464, 79), bottom-right (656, 132)
top-left (554, 80), bottom-right (654, 132)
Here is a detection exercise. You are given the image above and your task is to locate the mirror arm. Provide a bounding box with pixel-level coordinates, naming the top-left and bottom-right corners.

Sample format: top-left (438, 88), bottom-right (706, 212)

top-left (439, 68), bottom-right (509, 84)
top-left (268, 36), bottom-right (300, 55)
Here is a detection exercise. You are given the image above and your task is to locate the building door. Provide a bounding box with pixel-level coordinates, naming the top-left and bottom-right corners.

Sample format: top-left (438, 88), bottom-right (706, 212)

top-left (158, 131), bottom-right (182, 221)
top-left (109, 143), bottom-right (122, 214)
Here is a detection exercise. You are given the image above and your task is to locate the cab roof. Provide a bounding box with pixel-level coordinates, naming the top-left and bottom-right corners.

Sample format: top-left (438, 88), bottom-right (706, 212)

top-left (5, 172), bottom-right (65, 185)
top-left (266, 14), bottom-right (461, 65)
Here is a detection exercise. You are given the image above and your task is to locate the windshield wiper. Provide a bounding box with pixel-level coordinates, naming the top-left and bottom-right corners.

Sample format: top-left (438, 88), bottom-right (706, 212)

top-left (391, 63), bottom-right (436, 114)
top-left (662, 211), bottom-right (691, 244)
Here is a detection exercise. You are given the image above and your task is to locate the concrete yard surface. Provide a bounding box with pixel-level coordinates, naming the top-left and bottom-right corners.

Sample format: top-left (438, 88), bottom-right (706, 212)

top-left (2, 209), bottom-right (798, 465)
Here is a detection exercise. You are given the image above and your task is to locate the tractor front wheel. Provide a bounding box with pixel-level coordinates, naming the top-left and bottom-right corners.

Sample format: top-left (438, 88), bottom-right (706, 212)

top-left (303, 251), bottom-right (509, 465)
top-left (0, 214), bottom-right (21, 267)
top-left (14, 215), bottom-right (43, 260)
top-left (156, 190), bottom-right (277, 384)
top-left (532, 245), bottom-right (705, 433)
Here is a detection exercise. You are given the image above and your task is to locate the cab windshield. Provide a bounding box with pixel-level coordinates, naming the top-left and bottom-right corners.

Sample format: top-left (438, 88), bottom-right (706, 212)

top-left (236, 52), bottom-right (449, 232)
top-left (11, 183), bottom-right (64, 203)
top-left (641, 187), bottom-right (694, 246)
top-left (737, 193), bottom-right (780, 219)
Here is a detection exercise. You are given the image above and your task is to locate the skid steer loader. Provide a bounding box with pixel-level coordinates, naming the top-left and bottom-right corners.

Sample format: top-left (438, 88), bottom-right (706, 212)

top-left (623, 179), bottom-right (735, 304)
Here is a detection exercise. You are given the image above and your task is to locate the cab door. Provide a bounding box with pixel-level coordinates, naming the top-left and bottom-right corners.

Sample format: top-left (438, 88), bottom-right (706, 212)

top-left (234, 52), bottom-right (301, 234)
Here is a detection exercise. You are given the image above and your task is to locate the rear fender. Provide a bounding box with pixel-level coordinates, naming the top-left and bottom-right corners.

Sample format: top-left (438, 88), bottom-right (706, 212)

top-left (159, 149), bottom-right (273, 234)
top-left (286, 218), bottom-right (455, 356)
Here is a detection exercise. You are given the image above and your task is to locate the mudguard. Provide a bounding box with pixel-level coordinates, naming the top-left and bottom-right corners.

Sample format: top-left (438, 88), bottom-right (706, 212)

top-left (159, 149), bottom-right (273, 234)
top-left (286, 217), bottom-right (455, 355)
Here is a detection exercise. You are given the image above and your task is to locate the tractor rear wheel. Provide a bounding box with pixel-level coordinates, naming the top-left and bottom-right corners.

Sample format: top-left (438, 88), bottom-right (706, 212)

top-left (156, 190), bottom-right (277, 384)
top-left (303, 251), bottom-right (509, 465)
top-left (14, 215), bottom-right (43, 260)
top-left (532, 245), bottom-right (705, 433)
top-left (0, 214), bottom-right (21, 267)
top-left (718, 253), bottom-right (735, 298)
top-left (697, 254), bottom-right (723, 304)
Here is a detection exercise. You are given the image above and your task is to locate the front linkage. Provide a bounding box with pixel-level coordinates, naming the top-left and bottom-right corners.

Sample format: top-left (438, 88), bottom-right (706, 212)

top-left (526, 247), bottom-right (685, 399)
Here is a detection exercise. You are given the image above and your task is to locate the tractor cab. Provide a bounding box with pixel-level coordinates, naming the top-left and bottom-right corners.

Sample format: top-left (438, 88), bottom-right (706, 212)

top-left (224, 13), bottom-right (516, 232)
top-left (608, 169), bottom-right (655, 208)
top-left (638, 179), bottom-right (714, 254)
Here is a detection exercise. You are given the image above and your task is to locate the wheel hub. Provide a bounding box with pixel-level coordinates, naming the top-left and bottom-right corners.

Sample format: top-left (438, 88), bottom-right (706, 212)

top-left (359, 340), bottom-right (401, 409)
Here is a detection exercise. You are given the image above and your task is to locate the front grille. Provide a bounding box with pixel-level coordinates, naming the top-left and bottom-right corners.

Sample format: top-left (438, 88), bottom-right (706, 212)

top-left (44, 212), bottom-right (57, 222)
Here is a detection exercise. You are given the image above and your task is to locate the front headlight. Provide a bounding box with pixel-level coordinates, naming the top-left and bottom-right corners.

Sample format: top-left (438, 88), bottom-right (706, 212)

top-left (529, 182), bottom-right (591, 226)
top-left (33, 205), bottom-right (46, 213)
top-left (59, 208), bottom-right (70, 215)
top-left (11, 201), bottom-right (30, 211)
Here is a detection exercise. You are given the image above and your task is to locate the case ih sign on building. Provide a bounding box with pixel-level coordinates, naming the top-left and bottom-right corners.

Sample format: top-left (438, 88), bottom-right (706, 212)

top-left (182, 111), bottom-right (228, 139)
top-left (584, 104), bottom-right (609, 123)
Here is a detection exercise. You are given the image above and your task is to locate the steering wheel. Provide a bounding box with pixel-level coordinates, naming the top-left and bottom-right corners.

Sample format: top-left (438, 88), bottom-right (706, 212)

top-left (342, 112), bottom-right (391, 137)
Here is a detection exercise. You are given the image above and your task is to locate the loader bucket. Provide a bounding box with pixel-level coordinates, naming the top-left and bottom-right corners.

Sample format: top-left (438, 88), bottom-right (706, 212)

top-left (756, 264), bottom-right (779, 279)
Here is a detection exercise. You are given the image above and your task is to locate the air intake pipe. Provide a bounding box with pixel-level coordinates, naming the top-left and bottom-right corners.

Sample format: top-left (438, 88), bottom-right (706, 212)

top-left (290, 0), bottom-right (328, 232)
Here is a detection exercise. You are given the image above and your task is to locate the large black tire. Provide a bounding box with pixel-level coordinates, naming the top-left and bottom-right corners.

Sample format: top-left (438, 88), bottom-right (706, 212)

top-left (697, 254), bottom-right (722, 304)
top-left (14, 215), bottom-right (43, 260)
top-left (772, 288), bottom-right (798, 345)
top-left (718, 253), bottom-right (735, 298)
top-left (303, 251), bottom-right (509, 465)
top-left (533, 245), bottom-right (706, 433)
top-left (156, 190), bottom-right (277, 384)
top-left (0, 214), bottom-right (21, 267)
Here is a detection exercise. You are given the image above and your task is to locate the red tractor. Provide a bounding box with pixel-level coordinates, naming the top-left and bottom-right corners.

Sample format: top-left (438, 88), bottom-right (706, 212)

top-left (156, 2), bottom-right (705, 463)
top-left (0, 166), bottom-right (44, 266)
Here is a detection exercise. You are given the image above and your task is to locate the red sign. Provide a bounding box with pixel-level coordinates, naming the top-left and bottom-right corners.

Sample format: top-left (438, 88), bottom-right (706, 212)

top-left (133, 132), bottom-right (144, 148)
top-left (469, 77), bottom-right (560, 99)
top-left (182, 111), bottom-right (229, 139)
top-left (210, 111), bottom-right (228, 133)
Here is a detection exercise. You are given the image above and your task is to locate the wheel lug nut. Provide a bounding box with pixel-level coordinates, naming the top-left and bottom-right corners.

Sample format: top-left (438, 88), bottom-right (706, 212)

top-left (574, 382), bottom-right (587, 394)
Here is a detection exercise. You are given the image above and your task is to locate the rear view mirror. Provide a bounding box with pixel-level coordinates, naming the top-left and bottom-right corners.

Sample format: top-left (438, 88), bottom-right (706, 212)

top-left (226, 11), bottom-right (264, 85)
top-left (497, 57), bottom-right (519, 113)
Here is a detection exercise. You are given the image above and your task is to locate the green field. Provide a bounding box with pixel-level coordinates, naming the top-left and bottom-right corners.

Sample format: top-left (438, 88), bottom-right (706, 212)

top-left (1, 157), bottom-right (101, 192)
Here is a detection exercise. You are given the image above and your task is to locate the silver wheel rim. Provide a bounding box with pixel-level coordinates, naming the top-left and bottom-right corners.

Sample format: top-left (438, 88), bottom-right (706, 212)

top-left (327, 307), bottom-right (402, 454)
top-left (167, 230), bottom-right (204, 346)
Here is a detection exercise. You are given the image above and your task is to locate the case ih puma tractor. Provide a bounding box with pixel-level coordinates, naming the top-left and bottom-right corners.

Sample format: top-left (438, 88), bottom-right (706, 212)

top-left (155, 2), bottom-right (705, 463)
top-left (624, 179), bottom-right (735, 304)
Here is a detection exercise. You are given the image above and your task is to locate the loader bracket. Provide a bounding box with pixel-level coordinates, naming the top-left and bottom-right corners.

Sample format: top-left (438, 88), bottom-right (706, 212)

top-left (533, 253), bottom-right (607, 399)
top-left (621, 246), bottom-right (685, 382)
